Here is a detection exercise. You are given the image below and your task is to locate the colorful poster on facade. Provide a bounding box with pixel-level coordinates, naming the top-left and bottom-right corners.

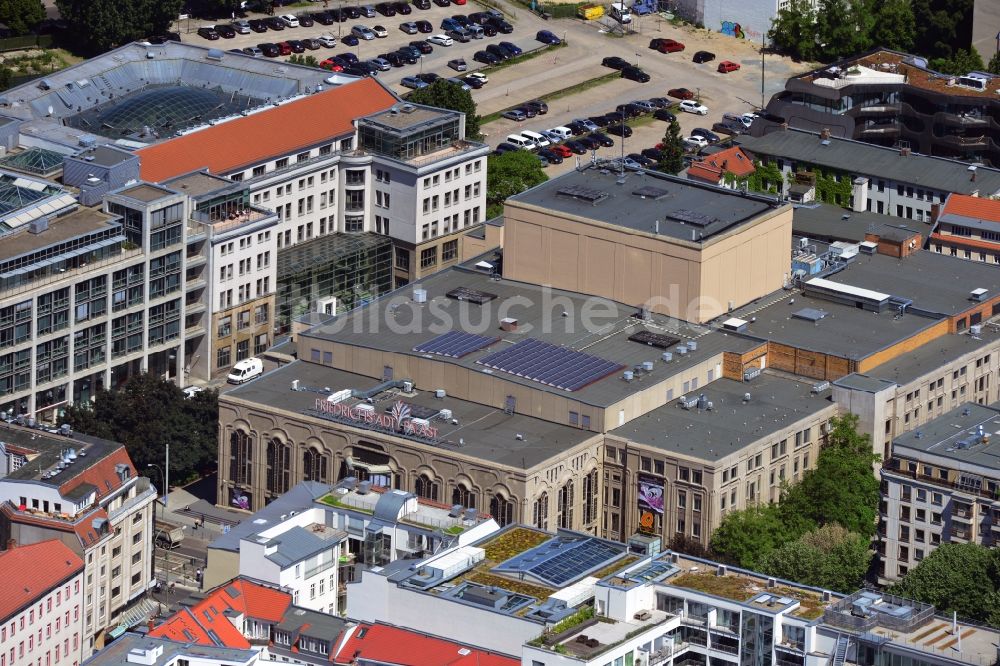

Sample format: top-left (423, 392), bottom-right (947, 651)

top-left (638, 475), bottom-right (664, 513)
top-left (231, 489), bottom-right (251, 511)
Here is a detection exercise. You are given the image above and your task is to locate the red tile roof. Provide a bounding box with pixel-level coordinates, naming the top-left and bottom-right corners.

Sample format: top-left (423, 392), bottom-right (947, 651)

top-left (929, 231), bottom-right (1000, 251)
top-left (136, 79), bottom-right (398, 183)
top-left (941, 193), bottom-right (1000, 222)
top-left (0, 540), bottom-right (83, 622)
top-left (150, 578), bottom-right (292, 649)
top-left (334, 623), bottom-right (519, 666)
top-left (59, 446), bottom-right (135, 503)
top-left (0, 502), bottom-right (111, 549)
top-left (687, 146), bottom-right (756, 184)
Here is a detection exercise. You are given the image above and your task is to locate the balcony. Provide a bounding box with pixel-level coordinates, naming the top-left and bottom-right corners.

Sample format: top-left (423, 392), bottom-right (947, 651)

top-left (856, 103), bottom-right (901, 115)
top-left (184, 301), bottom-right (206, 315)
top-left (938, 111), bottom-right (989, 127)
top-left (185, 278), bottom-right (207, 292)
top-left (952, 507), bottom-right (974, 523)
top-left (185, 254), bottom-right (206, 268)
top-left (185, 324), bottom-right (206, 338)
top-left (860, 124), bottom-right (900, 136)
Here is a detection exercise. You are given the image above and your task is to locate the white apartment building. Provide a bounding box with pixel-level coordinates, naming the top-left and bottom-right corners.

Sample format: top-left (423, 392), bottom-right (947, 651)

top-left (0, 423), bottom-right (155, 655)
top-left (0, 539), bottom-right (85, 666)
top-left (84, 633), bottom-right (260, 666)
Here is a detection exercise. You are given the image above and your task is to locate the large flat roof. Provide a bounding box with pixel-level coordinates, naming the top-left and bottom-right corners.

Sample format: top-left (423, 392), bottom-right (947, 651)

top-left (2, 206), bottom-right (118, 258)
top-left (299, 265), bottom-right (760, 408)
top-left (791, 203), bottom-right (878, 243)
top-left (738, 128), bottom-right (1000, 196)
top-left (892, 402), bottom-right (1000, 472)
top-left (728, 290), bottom-right (939, 361)
top-left (224, 361), bottom-right (597, 470)
top-left (856, 324), bottom-right (1000, 386)
top-left (611, 373), bottom-right (834, 461)
top-left (824, 249), bottom-right (1000, 317)
top-left (508, 166), bottom-right (782, 243)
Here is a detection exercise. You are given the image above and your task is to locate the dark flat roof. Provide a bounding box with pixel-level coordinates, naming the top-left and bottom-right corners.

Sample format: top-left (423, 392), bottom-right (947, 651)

top-left (0, 421), bottom-right (124, 487)
top-left (739, 129), bottom-right (1000, 196)
top-left (163, 171), bottom-right (237, 199)
top-left (300, 265), bottom-right (760, 408)
top-left (728, 291), bottom-right (939, 361)
top-left (853, 325), bottom-right (1000, 386)
top-left (224, 361), bottom-right (598, 470)
top-left (892, 402), bottom-right (1000, 471)
top-left (611, 373), bottom-right (834, 462)
top-left (509, 166), bottom-right (782, 243)
top-left (824, 250), bottom-right (1000, 316)
top-left (4, 207), bottom-right (118, 257)
top-left (792, 203), bottom-right (881, 243)
top-left (86, 146), bottom-right (137, 168)
top-left (116, 183), bottom-right (174, 203)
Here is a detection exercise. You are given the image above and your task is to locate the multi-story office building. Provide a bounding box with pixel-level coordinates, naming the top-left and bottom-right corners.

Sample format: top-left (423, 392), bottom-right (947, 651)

top-left (929, 193), bottom-right (1000, 264)
top-left (0, 423), bottom-right (155, 654)
top-left (762, 48), bottom-right (1000, 166)
top-left (0, 539), bottom-right (84, 666)
top-left (878, 402), bottom-right (1000, 584)
top-left (737, 126), bottom-right (1000, 222)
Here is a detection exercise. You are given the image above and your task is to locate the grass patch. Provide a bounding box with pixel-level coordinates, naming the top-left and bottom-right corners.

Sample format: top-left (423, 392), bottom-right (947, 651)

top-left (482, 527), bottom-right (550, 561)
top-left (0, 48), bottom-right (75, 76)
top-left (318, 493), bottom-right (372, 513)
top-left (669, 571), bottom-right (758, 601)
top-left (772, 586), bottom-right (828, 621)
top-left (481, 71), bottom-right (619, 125)
top-left (443, 524), bottom-right (465, 535)
top-left (591, 555), bottom-right (639, 580)
top-left (468, 571), bottom-right (555, 598)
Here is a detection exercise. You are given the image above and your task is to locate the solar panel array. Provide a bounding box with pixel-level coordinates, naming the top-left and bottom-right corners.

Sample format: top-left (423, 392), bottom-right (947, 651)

top-left (493, 536), bottom-right (624, 587)
top-left (628, 330), bottom-right (681, 349)
top-left (412, 331), bottom-right (498, 358)
top-left (476, 339), bottom-right (624, 392)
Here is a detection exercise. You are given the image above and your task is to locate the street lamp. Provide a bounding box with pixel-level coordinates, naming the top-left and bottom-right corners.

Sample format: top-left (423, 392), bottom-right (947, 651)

top-left (147, 463), bottom-right (165, 519)
top-left (419, 54), bottom-right (424, 75)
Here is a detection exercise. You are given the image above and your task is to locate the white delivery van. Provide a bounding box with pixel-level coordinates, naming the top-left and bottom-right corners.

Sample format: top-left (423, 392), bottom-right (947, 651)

top-left (609, 2), bottom-right (632, 23)
top-left (520, 130), bottom-right (550, 148)
top-left (549, 126), bottom-right (573, 140)
top-left (227, 357), bottom-right (264, 384)
top-left (506, 134), bottom-right (538, 149)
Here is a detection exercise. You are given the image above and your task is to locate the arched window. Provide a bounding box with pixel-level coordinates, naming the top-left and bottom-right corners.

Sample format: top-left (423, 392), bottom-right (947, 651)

top-left (533, 492), bottom-right (548, 531)
top-left (414, 473), bottom-right (439, 501)
top-left (452, 483), bottom-right (476, 509)
top-left (302, 448), bottom-right (329, 483)
top-left (266, 438), bottom-right (291, 497)
top-left (489, 494), bottom-right (514, 527)
top-left (229, 430), bottom-right (252, 485)
top-left (557, 480), bottom-right (574, 529)
top-left (582, 470), bottom-right (598, 525)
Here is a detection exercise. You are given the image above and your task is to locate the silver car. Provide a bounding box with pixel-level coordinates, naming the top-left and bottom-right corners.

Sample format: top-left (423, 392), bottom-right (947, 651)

top-left (352, 25), bottom-right (376, 40)
top-left (574, 118), bottom-right (599, 132)
top-left (369, 57), bottom-right (391, 71)
top-left (631, 100), bottom-right (657, 113)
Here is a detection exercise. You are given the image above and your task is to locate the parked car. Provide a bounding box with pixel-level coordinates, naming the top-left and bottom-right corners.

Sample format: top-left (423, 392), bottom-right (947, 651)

top-left (382, 51), bottom-right (405, 66)
top-left (502, 109), bottom-right (527, 121)
top-left (574, 118), bottom-right (599, 132)
top-left (394, 1), bottom-right (413, 14)
top-left (565, 121), bottom-right (588, 135)
top-left (448, 28), bottom-right (471, 42)
top-left (399, 21), bottom-right (418, 33)
top-left (679, 99), bottom-right (709, 115)
top-left (401, 76), bottom-right (428, 89)
top-left (228, 358), bottom-right (264, 384)
top-left (265, 16), bottom-right (286, 30)
top-left (494, 142), bottom-right (519, 154)
top-left (352, 25), bottom-right (376, 39)
top-left (538, 148), bottom-right (563, 164)
top-left (428, 33), bottom-right (454, 45)
top-left (450, 14), bottom-right (470, 26)
top-left (628, 153), bottom-right (655, 166)
top-left (712, 120), bottom-right (745, 135)
top-left (416, 72), bottom-right (440, 83)
top-left (259, 43), bottom-right (280, 56)
top-left (564, 139), bottom-right (588, 154)
top-left (515, 106), bottom-right (537, 118)
top-left (415, 19), bottom-right (433, 32)
top-left (231, 21), bottom-right (251, 34)
top-left (684, 135), bottom-right (709, 148)
top-left (286, 40), bottom-right (305, 53)
top-left (717, 60), bottom-right (740, 73)
top-left (602, 55), bottom-right (629, 70)
top-left (577, 135), bottom-right (601, 150)
top-left (317, 34), bottom-right (337, 47)
top-left (691, 127), bottom-right (720, 143)
top-left (524, 100), bottom-right (548, 115)
top-left (473, 50), bottom-right (499, 64)
top-left (448, 58), bottom-right (468, 71)
top-left (301, 38), bottom-right (321, 50)
top-left (631, 100), bottom-right (657, 112)
top-left (589, 132), bottom-right (614, 147)
top-left (536, 30), bottom-right (560, 44)
top-left (242, 46), bottom-right (263, 56)
top-left (280, 14), bottom-right (300, 27)
top-left (648, 96), bottom-right (670, 108)
top-left (445, 76), bottom-right (471, 91)
top-left (692, 50), bottom-right (715, 63)
top-left (498, 41), bottom-right (521, 55)
top-left (621, 66), bottom-right (650, 82)
top-left (276, 41), bottom-right (292, 55)
top-left (462, 74), bottom-right (485, 88)
top-left (409, 39), bottom-right (433, 53)
top-left (546, 135), bottom-right (570, 150)
top-left (641, 147), bottom-right (663, 161)
top-left (248, 19), bottom-right (269, 32)
top-left (486, 43), bottom-right (511, 60)
top-left (343, 6), bottom-right (361, 18)
top-left (369, 57), bottom-right (392, 70)
top-left (606, 123), bottom-right (633, 137)
top-left (466, 71), bottom-right (488, 85)
top-left (649, 37), bottom-right (683, 52)
top-left (361, 4), bottom-right (377, 16)
top-left (311, 12), bottom-right (335, 24)
top-left (414, 0), bottom-right (431, 8)
top-left (668, 87), bottom-right (695, 99)
top-left (653, 108), bottom-right (677, 122)
top-left (342, 33), bottom-right (360, 45)
top-left (297, 14), bottom-right (314, 27)
top-left (371, 24), bottom-right (388, 37)
top-left (197, 26), bottom-right (220, 40)
top-left (340, 52), bottom-right (359, 64)
top-left (615, 103), bottom-right (643, 118)
top-left (489, 18), bottom-right (514, 33)
top-left (433, 0), bottom-right (451, 6)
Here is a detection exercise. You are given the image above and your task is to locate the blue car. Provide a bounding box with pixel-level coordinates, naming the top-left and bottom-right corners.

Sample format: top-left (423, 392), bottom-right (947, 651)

top-left (499, 41), bottom-right (521, 56)
top-left (342, 33), bottom-right (360, 46)
top-left (536, 30), bottom-right (560, 45)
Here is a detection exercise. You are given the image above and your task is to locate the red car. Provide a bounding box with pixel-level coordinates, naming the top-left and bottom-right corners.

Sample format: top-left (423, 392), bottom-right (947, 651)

top-left (668, 87), bottom-right (694, 100)
top-left (549, 144), bottom-right (572, 158)
top-left (650, 38), bottom-right (684, 53)
top-left (277, 41), bottom-right (292, 55)
top-left (320, 58), bottom-right (343, 71)
top-left (717, 60), bottom-right (740, 73)
top-left (453, 0), bottom-right (467, 4)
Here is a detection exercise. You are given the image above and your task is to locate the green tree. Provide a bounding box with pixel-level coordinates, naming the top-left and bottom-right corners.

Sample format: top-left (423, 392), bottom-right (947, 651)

top-left (989, 52), bottom-right (1000, 75)
top-left (710, 505), bottom-right (800, 570)
top-left (485, 150), bottom-right (547, 218)
top-left (0, 0), bottom-right (44, 35)
top-left (912, 0), bottom-right (973, 62)
top-left (815, 0), bottom-right (871, 61)
top-left (656, 119), bottom-right (685, 175)
top-left (55, 0), bottom-right (183, 53)
top-left (870, 0), bottom-right (915, 52)
top-left (64, 373), bottom-right (219, 485)
top-left (767, 0), bottom-right (818, 62)
top-left (780, 414), bottom-right (881, 537)
top-left (891, 544), bottom-right (1000, 628)
top-left (0, 66), bottom-right (12, 92)
top-left (406, 79), bottom-right (481, 139)
top-left (760, 524), bottom-right (871, 593)
top-left (930, 47), bottom-right (985, 75)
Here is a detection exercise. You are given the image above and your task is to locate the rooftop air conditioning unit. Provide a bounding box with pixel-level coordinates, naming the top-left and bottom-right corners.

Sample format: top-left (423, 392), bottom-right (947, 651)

top-left (641, 361), bottom-right (654, 372)
top-left (413, 288), bottom-right (427, 303)
top-left (687, 340), bottom-right (697, 351)
top-left (970, 288), bottom-right (988, 302)
top-left (434, 389), bottom-right (446, 399)
top-left (402, 381), bottom-right (414, 393)
top-left (357, 480), bottom-right (372, 495)
top-left (438, 408), bottom-right (453, 420)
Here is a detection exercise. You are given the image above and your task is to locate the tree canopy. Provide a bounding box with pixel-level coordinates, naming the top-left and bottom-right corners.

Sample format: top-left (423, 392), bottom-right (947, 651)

top-left (0, 0), bottom-right (45, 35)
top-left (486, 150), bottom-right (547, 218)
top-left (656, 119), bottom-right (685, 175)
top-left (406, 79), bottom-right (481, 140)
top-left (64, 373), bottom-right (219, 486)
top-left (929, 48), bottom-right (985, 76)
top-left (759, 524), bottom-right (871, 592)
top-left (55, 0), bottom-right (183, 53)
top-left (767, 0), bottom-right (818, 62)
top-left (769, 0), bottom-right (917, 62)
top-left (890, 544), bottom-right (1000, 628)
top-left (912, 0), bottom-right (973, 62)
top-left (710, 504), bottom-right (795, 570)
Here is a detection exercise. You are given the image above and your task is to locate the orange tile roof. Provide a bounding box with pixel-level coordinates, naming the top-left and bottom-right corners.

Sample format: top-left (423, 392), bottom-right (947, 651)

top-left (941, 193), bottom-right (1000, 223)
top-left (335, 623), bottom-right (519, 666)
top-left (59, 446), bottom-right (135, 503)
top-left (150, 578), bottom-right (292, 649)
top-left (0, 502), bottom-right (111, 549)
top-left (687, 146), bottom-right (756, 184)
top-left (136, 79), bottom-right (398, 183)
top-left (929, 232), bottom-right (1000, 251)
top-left (0, 540), bottom-right (83, 621)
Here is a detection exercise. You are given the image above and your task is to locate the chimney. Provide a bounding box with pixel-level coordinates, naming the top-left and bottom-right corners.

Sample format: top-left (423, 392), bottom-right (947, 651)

top-left (147, 618), bottom-right (155, 633)
top-left (6, 539), bottom-right (15, 550)
top-left (819, 128), bottom-right (831, 140)
top-left (780, 122), bottom-right (789, 131)
top-left (900, 146), bottom-right (911, 157)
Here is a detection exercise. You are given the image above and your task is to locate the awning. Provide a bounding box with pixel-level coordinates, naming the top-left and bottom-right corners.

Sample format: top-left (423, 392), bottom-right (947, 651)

top-left (346, 456), bottom-right (393, 475)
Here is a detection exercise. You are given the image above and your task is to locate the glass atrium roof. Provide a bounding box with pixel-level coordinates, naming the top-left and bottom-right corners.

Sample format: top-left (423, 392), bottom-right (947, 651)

top-left (65, 85), bottom-right (264, 140)
top-left (0, 148), bottom-right (65, 176)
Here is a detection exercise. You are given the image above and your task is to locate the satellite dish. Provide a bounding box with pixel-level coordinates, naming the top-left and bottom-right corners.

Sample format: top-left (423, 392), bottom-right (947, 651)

top-left (46, 105), bottom-right (53, 116)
